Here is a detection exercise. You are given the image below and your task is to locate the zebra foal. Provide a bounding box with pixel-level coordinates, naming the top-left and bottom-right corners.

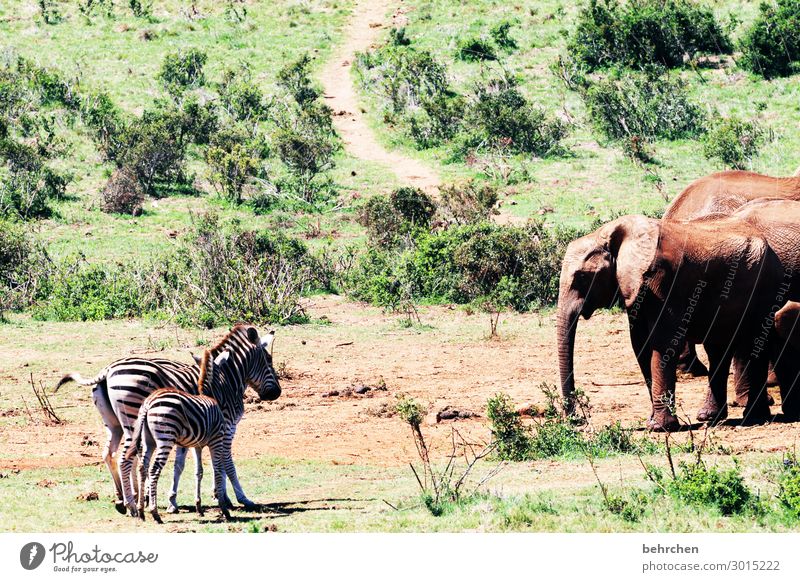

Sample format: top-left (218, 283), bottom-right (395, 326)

top-left (128, 349), bottom-right (231, 523)
top-left (55, 324), bottom-right (281, 515)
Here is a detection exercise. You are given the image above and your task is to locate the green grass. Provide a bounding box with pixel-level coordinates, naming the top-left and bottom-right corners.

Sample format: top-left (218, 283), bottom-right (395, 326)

top-left (1, 453), bottom-right (798, 532)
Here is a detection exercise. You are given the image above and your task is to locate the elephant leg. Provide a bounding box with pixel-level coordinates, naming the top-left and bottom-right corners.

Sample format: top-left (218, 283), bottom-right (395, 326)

top-left (628, 313), bottom-right (653, 400)
top-left (739, 349), bottom-right (771, 426)
top-left (730, 357), bottom-right (775, 407)
top-left (646, 341), bottom-right (680, 432)
top-left (696, 343), bottom-right (733, 424)
top-left (773, 303), bottom-right (800, 421)
top-left (676, 343), bottom-right (709, 377)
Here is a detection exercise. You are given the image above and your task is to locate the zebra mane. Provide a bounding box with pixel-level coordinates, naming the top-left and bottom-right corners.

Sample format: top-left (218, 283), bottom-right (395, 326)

top-left (207, 323), bottom-right (255, 357)
top-left (198, 349), bottom-right (214, 396)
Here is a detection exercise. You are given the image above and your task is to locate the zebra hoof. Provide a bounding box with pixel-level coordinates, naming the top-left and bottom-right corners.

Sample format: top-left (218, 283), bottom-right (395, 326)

top-left (220, 508), bottom-right (231, 522)
top-left (196, 502), bottom-right (204, 517)
top-left (151, 510), bottom-right (163, 524)
top-left (166, 505), bottom-right (179, 514)
top-left (114, 501), bottom-right (127, 515)
top-left (138, 510), bottom-right (145, 522)
top-left (241, 501), bottom-right (259, 511)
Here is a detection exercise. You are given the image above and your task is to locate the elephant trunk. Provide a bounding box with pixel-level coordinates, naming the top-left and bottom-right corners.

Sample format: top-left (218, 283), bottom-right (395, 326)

top-left (557, 292), bottom-right (581, 416)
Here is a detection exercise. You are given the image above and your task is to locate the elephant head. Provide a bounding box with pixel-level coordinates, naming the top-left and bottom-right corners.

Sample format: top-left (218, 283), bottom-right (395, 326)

top-left (557, 215), bottom-right (660, 414)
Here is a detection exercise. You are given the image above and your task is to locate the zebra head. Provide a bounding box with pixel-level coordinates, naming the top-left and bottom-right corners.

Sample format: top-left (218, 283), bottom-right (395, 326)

top-left (242, 326), bottom-right (282, 401)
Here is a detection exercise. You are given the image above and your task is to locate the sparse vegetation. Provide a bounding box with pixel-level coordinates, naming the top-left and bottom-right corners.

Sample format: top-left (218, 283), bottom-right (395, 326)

top-left (739, 0), bottom-right (800, 79)
top-left (703, 116), bottom-right (768, 169)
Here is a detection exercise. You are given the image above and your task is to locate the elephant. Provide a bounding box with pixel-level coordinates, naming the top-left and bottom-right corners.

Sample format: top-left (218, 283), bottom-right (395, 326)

top-left (557, 214), bottom-right (782, 431)
top-left (697, 198), bottom-right (800, 422)
top-left (664, 170), bottom-right (800, 380)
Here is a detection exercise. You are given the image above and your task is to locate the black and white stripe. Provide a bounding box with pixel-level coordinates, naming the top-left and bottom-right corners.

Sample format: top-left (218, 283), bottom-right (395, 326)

top-left (127, 349), bottom-right (231, 522)
top-left (55, 324), bottom-right (280, 515)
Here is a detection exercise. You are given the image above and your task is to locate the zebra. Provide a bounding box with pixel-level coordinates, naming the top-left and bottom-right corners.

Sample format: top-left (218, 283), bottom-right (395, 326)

top-left (128, 348), bottom-right (232, 523)
top-left (55, 324), bottom-right (281, 516)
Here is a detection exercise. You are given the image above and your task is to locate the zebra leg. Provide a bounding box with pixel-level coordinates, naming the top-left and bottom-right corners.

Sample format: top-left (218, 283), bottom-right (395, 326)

top-left (137, 439), bottom-right (152, 522)
top-left (92, 383), bottom-right (126, 514)
top-left (224, 427), bottom-right (256, 509)
top-left (147, 444), bottom-right (172, 525)
top-left (167, 446), bottom-right (188, 514)
top-left (118, 435), bottom-right (138, 518)
top-left (209, 443), bottom-right (231, 521)
top-left (194, 447), bottom-right (204, 516)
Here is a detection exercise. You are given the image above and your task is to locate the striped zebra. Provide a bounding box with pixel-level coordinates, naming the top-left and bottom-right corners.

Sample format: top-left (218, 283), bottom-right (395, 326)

top-left (55, 324), bottom-right (281, 516)
top-left (128, 349), bottom-right (232, 523)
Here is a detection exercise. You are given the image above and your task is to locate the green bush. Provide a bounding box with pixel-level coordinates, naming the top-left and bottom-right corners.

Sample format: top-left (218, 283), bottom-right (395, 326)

top-left (776, 453), bottom-right (800, 516)
top-left (567, 0), bottom-right (733, 71)
top-left (406, 93), bottom-right (465, 149)
top-left (491, 21), bottom-right (517, 51)
top-left (456, 37), bottom-right (497, 62)
top-left (487, 393), bottom-right (532, 461)
top-left (390, 187), bottom-right (436, 228)
top-left (205, 127), bottom-right (263, 204)
top-left (438, 181), bottom-right (498, 225)
top-left (33, 263), bottom-right (144, 322)
top-left (703, 117), bottom-right (767, 169)
top-left (739, 0), bottom-right (800, 79)
top-left (389, 27), bottom-right (412, 47)
top-left (277, 55), bottom-right (321, 109)
top-left (666, 460), bottom-right (753, 515)
top-left (0, 219), bottom-right (51, 317)
top-left (462, 76), bottom-right (569, 156)
top-left (218, 67), bottom-right (270, 124)
top-left (81, 91), bottom-right (127, 161)
top-left (584, 67), bottom-right (706, 141)
top-left (158, 49), bottom-right (208, 95)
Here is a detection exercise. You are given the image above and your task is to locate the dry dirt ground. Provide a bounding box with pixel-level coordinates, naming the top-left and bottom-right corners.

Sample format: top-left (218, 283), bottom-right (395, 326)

top-left (2, 295), bottom-right (800, 474)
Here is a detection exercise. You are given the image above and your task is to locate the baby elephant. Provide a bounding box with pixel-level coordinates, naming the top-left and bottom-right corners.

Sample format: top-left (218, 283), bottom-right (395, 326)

top-left (126, 349), bottom-right (232, 523)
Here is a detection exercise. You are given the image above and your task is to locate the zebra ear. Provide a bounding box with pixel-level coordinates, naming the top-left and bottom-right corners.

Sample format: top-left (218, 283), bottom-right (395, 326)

top-left (190, 352), bottom-right (202, 365)
top-left (246, 326), bottom-right (260, 344)
top-left (261, 331), bottom-right (276, 355)
top-left (214, 351), bottom-right (230, 366)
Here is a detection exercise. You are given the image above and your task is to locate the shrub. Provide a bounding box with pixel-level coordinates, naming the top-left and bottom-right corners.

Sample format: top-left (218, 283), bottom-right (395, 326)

top-left (33, 263), bottom-right (144, 322)
top-left (390, 187), bottom-right (436, 227)
top-left (357, 195), bottom-right (404, 248)
top-left (666, 460), bottom-right (752, 515)
top-left (205, 127), bottom-right (262, 204)
top-left (100, 167), bottom-right (145, 215)
top-left (128, 0), bottom-right (153, 18)
top-left (456, 37), bottom-right (497, 62)
top-left (113, 107), bottom-right (190, 194)
top-left (703, 117), bottom-right (767, 169)
top-left (739, 0), bottom-right (800, 79)
top-left (218, 68), bottom-right (270, 124)
top-left (0, 219), bottom-right (51, 317)
top-left (81, 91), bottom-right (127, 161)
top-left (439, 180), bottom-right (498, 226)
top-left (490, 21), bottom-right (517, 51)
top-left (487, 393), bottom-right (532, 461)
top-left (776, 452), bottom-right (800, 516)
top-left (158, 49), bottom-right (208, 95)
top-left (462, 76), bottom-right (568, 156)
top-left (584, 67), bottom-right (706, 141)
top-left (406, 92), bottom-right (465, 148)
top-left (0, 159), bottom-right (67, 220)
top-left (354, 46), bottom-right (450, 116)
top-left (567, 0), bottom-right (733, 71)
top-left (277, 55), bottom-right (320, 109)
top-left (389, 27), bottom-right (412, 47)
top-left (166, 213), bottom-right (314, 327)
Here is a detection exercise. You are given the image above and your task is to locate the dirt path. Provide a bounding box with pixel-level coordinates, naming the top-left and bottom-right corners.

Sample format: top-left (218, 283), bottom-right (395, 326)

top-left (319, 0), bottom-right (440, 193)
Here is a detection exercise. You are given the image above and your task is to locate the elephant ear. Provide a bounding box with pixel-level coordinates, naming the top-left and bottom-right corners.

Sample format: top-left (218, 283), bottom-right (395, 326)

top-left (603, 216), bottom-right (660, 309)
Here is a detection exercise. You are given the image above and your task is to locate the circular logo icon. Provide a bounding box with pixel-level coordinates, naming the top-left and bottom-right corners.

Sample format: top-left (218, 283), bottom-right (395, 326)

top-left (20, 542), bottom-right (46, 570)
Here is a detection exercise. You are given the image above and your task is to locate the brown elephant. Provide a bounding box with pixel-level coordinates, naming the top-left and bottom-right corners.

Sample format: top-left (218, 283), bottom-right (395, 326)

top-left (557, 214), bottom-right (780, 431)
top-left (664, 170), bottom-right (800, 380)
top-left (700, 199), bottom-right (800, 422)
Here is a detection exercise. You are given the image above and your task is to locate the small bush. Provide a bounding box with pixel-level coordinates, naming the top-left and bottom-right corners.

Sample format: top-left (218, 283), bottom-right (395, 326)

top-left (81, 91), bottom-right (127, 161)
top-left (395, 394), bottom-right (425, 427)
top-left (584, 67), bottom-right (706, 141)
top-left (0, 219), bottom-right (51, 317)
top-left (456, 37), bottom-right (497, 62)
top-left (389, 27), bottom-right (412, 47)
top-left (775, 452), bottom-right (800, 516)
top-left (100, 167), bottom-right (145, 216)
top-left (33, 263), bottom-right (144, 322)
top-left (406, 93), bottom-right (465, 149)
top-left (490, 21), bottom-right (517, 51)
top-left (438, 181), bottom-right (498, 226)
top-left (462, 76), bottom-right (568, 156)
top-left (158, 49), bottom-right (208, 95)
top-left (218, 68), bottom-right (270, 124)
top-left (703, 117), bottom-right (767, 169)
top-left (205, 127), bottom-right (263, 204)
top-left (390, 187), bottom-right (436, 227)
top-left (567, 0), bottom-right (733, 71)
top-left (667, 460), bottom-right (753, 516)
top-left (487, 393), bottom-right (532, 461)
top-left (277, 55), bottom-right (320, 109)
top-left (357, 195), bottom-right (404, 248)
top-left (739, 0), bottom-right (800, 79)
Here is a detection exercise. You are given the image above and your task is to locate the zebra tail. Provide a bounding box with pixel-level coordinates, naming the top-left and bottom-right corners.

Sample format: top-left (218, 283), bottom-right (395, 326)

top-left (53, 369), bottom-right (108, 393)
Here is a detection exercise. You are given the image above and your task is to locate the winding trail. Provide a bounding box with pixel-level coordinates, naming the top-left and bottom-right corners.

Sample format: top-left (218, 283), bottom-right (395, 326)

top-left (319, 0), bottom-right (440, 193)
